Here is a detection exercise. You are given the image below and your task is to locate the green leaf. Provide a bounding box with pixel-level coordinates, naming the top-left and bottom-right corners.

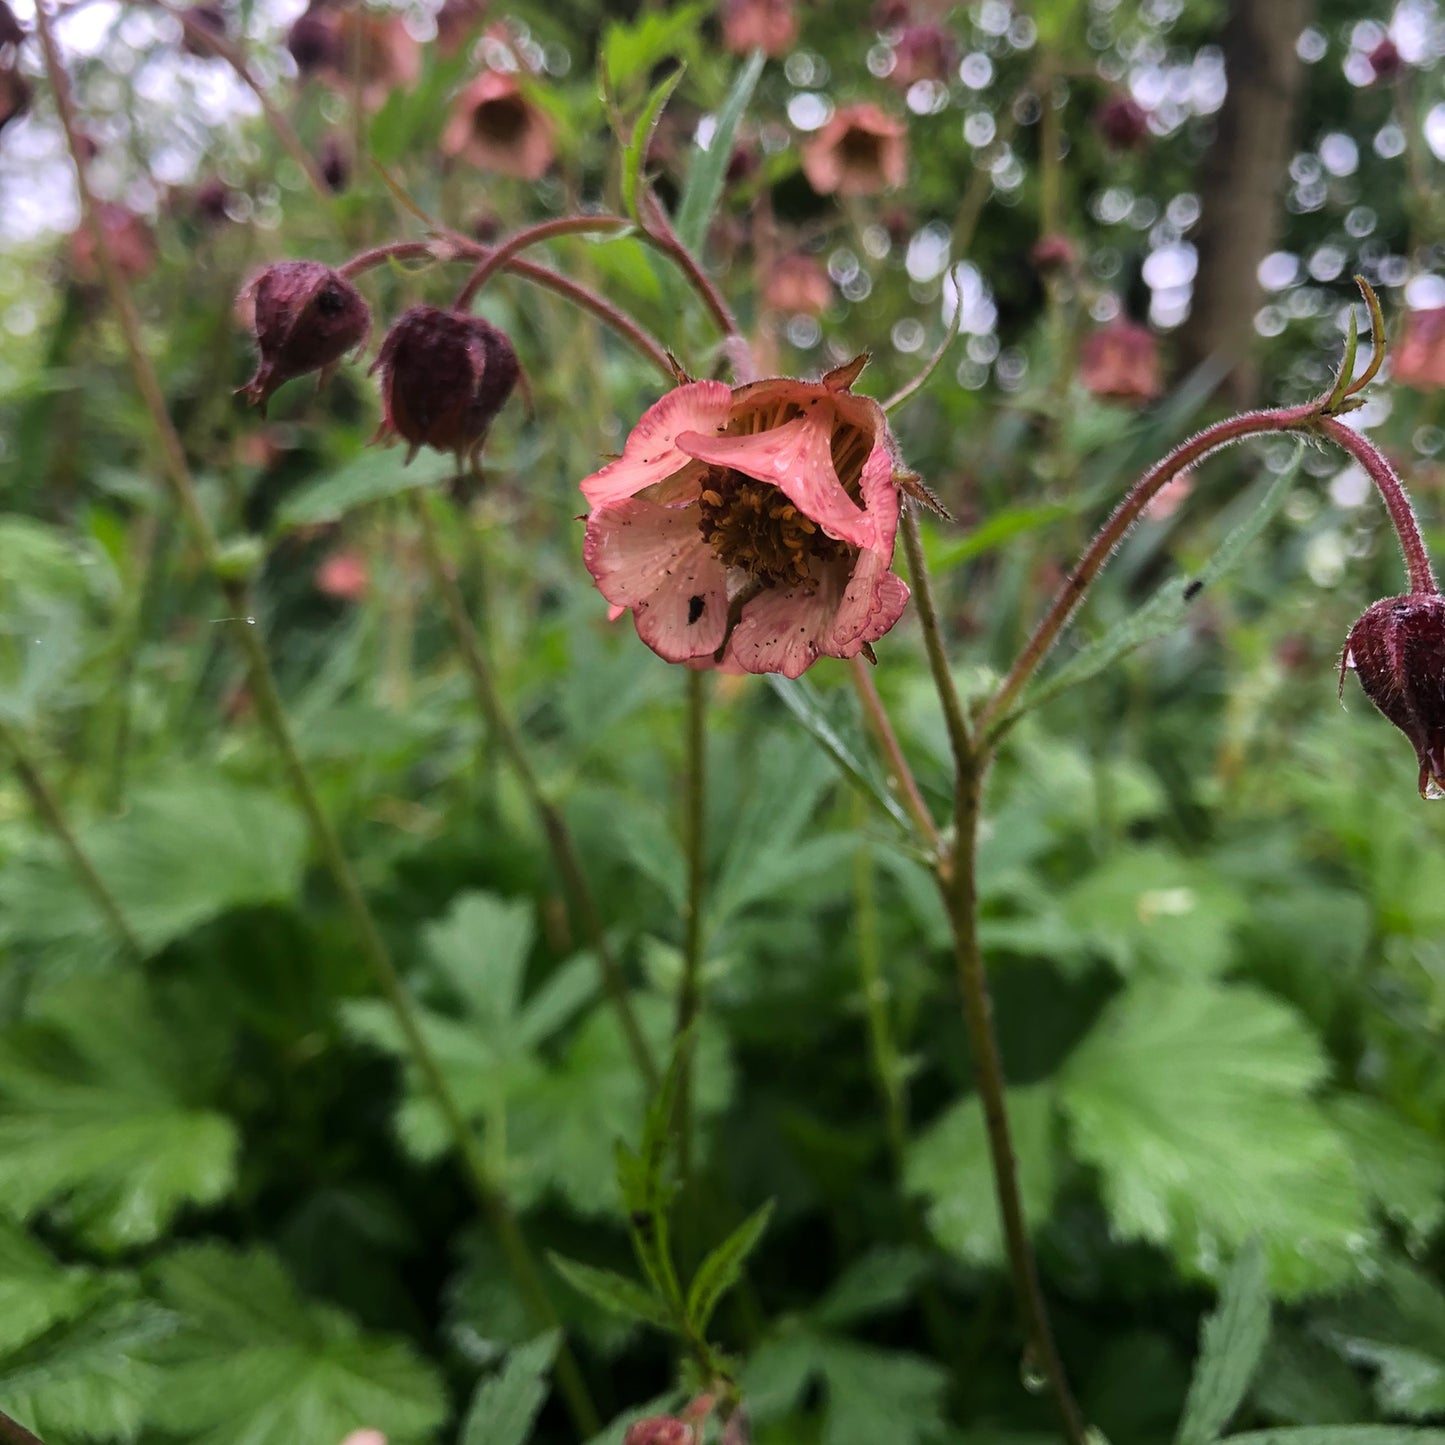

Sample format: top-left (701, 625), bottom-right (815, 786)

top-left (686, 1199), bottom-right (774, 1334)
top-left (675, 49), bottom-right (767, 253)
top-left (767, 675), bottom-right (915, 834)
top-left (906, 1083), bottom-right (1056, 1267)
top-left (423, 891), bottom-right (537, 1027)
top-left (925, 503), bottom-right (1076, 575)
top-left (1020, 450), bottom-right (1301, 721)
top-left (148, 1243), bottom-right (447, 1445)
top-left (1327, 1096), bottom-right (1445, 1248)
top-left (1059, 978), bottom-right (1369, 1297)
top-left (1176, 1238), bottom-right (1271, 1445)
top-left (548, 1255), bottom-right (672, 1331)
top-left (623, 67), bottom-right (686, 222)
top-left (0, 776), bottom-right (307, 962)
top-left (1223, 1433), bottom-right (1445, 1445)
top-left (0, 1220), bottom-right (107, 1354)
top-left (809, 1248), bottom-right (932, 1329)
top-left (275, 448), bottom-right (454, 530)
top-left (0, 1298), bottom-right (174, 1442)
top-left (601, 2), bottom-right (707, 88)
top-left (0, 976), bottom-right (238, 1250)
top-left (460, 1331), bottom-right (560, 1445)
top-left (815, 1340), bottom-right (948, 1445)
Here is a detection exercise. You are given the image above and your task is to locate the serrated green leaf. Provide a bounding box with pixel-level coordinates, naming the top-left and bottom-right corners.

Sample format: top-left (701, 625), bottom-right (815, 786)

top-left (460, 1331), bottom-right (560, 1445)
top-left (1177, 1238), bottom-right (1271, 1445)
top-left (424, 891), bottom-right (536, 1027)
top-left (1059, 978), bottom-right (1369, 1297)
top-left (1020, 451), bottom-right (1301, 721)
top-left (817, 1340), bottom-right (948, 1445)
top-left (275, 449), bottom-right (454, 530)
top-left (686, 1199), bottom-right (773, 1334)
top-left (810, 1248), bottom-right (932, 1329)
top-left (1327, 1096), bottom-right (1445, 1248)
top-left (906, 1083), bottom-right (1056, 1267)
top-left (548, 1255), bottom-right (672, 1330)
top-left (148, 1243), bottom-right (447, 1445)
top-left (675, 49), bottom-right (767, 253)
top-left (0, 776), bottom-right (307, 962)
top-left (0, 976), bottom-right (238, 1251)
top-left (0, 1298), bottom-right (174, 1443)
top-left (0, 1220), bottom-right (107, 1354)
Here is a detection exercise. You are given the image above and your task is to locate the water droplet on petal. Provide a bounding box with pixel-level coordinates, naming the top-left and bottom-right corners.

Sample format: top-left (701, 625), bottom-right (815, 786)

top-left (1019, 1347), bottom-right (1047, 1395)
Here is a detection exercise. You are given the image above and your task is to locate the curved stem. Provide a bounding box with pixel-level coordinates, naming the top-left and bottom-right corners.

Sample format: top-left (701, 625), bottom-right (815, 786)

top-left (639, 193), bottom-right (747, 358)
top-left (0, 718), bottom-right (144, 961)
top-left (410, 492), bottom-right (659, 1090)
top-left (37, 14), bottom-right (599, 1432)
top-left (340, 239), bottom-right (676, 381)
top-left (452, 214), bottom-right (629, 311)
top-left (943, 764), bottom-right (1087, 1445)
top-left (977, 400), bottom-right (1322, 734)
top-left (883, 264), bottom-right (966, 415)
top-left (899, 507), bottom-right (972, 779)
top-left (848, 655), bottom-right (939, 852)
top-left (1316, 415), bottom-right (1437, 594)
top-left (674, 668), bottom-right (708, 1188)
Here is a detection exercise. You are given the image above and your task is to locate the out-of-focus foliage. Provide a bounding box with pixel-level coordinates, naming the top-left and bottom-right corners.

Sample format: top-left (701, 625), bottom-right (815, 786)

top-left (1, 0), bottom-right (1444, 1441)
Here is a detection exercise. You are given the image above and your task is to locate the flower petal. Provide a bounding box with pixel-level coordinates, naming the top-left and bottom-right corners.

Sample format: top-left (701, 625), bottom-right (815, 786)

top-left (675, 412), bottom-right (878, 550)
top-left (583, 499), bottom-right (730, 662)
top-left (832, 546), bottom-right (909, 649)
top-left (725, 564), bottom-right (852, 678)
top-left (580, 381), bottom-right (734, 506)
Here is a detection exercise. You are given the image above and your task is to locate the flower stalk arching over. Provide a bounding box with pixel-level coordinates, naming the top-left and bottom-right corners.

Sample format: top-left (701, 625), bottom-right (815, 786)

top-left (579, 359), bottom-right (912, 678)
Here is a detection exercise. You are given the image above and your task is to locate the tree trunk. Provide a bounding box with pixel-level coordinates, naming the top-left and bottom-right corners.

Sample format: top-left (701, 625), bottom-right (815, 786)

top-left (1177, 0), bottom-right (1311, 405)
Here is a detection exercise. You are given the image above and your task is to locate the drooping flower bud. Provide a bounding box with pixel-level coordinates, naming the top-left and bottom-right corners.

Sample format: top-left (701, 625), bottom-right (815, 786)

top-left (370, 306), bottom-right (520, 470)
top-left (1079, 318), bottom-right (1161, 404)
top-left (1342, 595), bottom-right (1445, 798)
top-left (440, 70), bottom-right (555, 181)
top-left (1095, 91), bottom-right (1150, 149)
top-left (800, 103), bottom-right (908, 196)
top-left (889, 22), bottom-right (956, 87)
top-left (1366, 36), bottom-right (1405, 83)
top-left (1029, 233), bottom-right (1076, 275)
top-left (236, 261), bottom-right (371, 414)
top-left (720, 0), bottom-right (797, 58)
top-left (623, 1418), bottom-right (693, 1445)
top-left (319, 134), bottom-right (350, 192)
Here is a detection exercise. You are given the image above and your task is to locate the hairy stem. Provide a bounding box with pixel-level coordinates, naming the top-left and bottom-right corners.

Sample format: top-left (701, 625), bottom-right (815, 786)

top-left (899, 507), bottom-right (972, 781)
top-left (944, 762), bottom-right (1087, 1445)
top-left (848, 654), bottom-right (939, 851)
top-left (978, 400), bottom-right (1323, 733)
top-left (1316, 415), bottom-right (1438, 595)
top-left (340, 238), bottom-right (675, 381)
top-left (37, 13), bottom-right (598, 1431)
top-left (0, 718), bottom-right (144, 961)
top-left (410, 492), bottom-right (659, 1089)
top-left (452, 214), bottom-right (629, 311)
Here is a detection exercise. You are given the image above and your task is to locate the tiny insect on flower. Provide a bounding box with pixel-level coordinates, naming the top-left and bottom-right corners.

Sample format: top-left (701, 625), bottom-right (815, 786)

top-left (579, 359), bottom-right (913, 679)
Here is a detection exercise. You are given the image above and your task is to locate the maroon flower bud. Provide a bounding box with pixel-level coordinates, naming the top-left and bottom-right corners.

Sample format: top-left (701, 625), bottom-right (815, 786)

top-left (370, 306), bottom-right (520, 470)
top-left (236, 260), bottom-right (371, 414)
top-left (1079, 318), bottom-right (1161, 404)
top-left (0, 63), bottom-right (30, 134)
top-left (890, 23), bottom-right (956, 87)
top-left (1366, 36), bottom-right (1405, 83)
top-left (69, 203), bottom-right (156, 284)
top-left (1095, 91), bottom-right (1149, 149)
top-left (435, 0), bottom-right (486, 54)
top-left (192, 178), bottom-right (233, 225)
top-left (1029, 233), bottom-right (1076, 274)
top-left (1341, 593), bottom-right (1445, 798)
top-left (0, 0), bottom-right (23, 50)
top-left (286, 9), bottom-right (342, 76)
top-left (623, 1418), bottom-right (694, 1445)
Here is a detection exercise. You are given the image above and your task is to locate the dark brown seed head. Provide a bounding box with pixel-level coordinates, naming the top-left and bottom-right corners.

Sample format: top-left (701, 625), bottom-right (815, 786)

top-left (1341, 593), bottom-right (1445, 799)
top-left (236, 260), bottom-right (371, 414)
top-left (370, 305), bottom-right (519, 470)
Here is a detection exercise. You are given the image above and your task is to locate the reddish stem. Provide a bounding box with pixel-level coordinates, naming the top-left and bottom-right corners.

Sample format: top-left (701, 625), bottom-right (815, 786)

top-left (451, 214), bottom-right (630, 311)
top-left (1316, 415), bottom-right (1437, 595)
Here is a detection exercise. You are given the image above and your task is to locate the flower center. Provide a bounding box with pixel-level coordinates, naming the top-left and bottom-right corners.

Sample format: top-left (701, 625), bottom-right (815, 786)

top-left (696, 466), bottom-right (848, 588)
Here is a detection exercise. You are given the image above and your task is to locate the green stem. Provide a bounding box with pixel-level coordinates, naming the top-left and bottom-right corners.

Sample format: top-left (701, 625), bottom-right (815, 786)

top-left (36, 13), bottom-right (598, 1432)
top-left (0, 718), bottom-right (144, 961)
top-left (410, 491), bottom-right (659, 1090)
top-left (674, 668), bottom-right (708, 1187)
top-left (944, 758), bottom-right (1087, 1445)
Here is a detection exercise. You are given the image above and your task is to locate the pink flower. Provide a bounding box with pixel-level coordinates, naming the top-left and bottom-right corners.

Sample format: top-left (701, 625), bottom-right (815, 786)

top-left (889, 23), bottom-right (956, 88)
top-left (800, 103), bottom-right (908, 196)
top-left (1392, 306), bottom-right (1445, 391)
top-left (1079, 319), bottom-right (1161, 404)
top-left (762, 253), bottom-right (833, 316)
top-left (580, 362), bottom-right (911, 678)
top-left (624, 1418), bottom-right (693, 1445)
top-left (720, 0), bottom-right (798, 57)
top-left (316, 549), bottom-right (369, 602)
top-left (287, 6), bottom-right (420, 110)
top-left (441, 70), bottom-right (555, 181)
